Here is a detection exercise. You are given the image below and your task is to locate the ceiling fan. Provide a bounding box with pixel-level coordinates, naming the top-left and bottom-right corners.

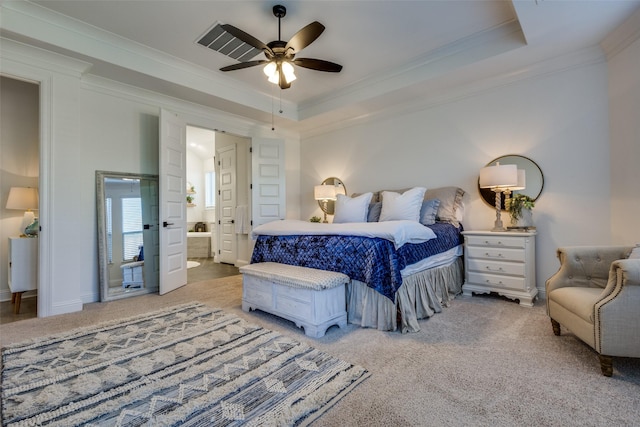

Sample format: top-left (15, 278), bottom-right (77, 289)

top-left (220, 4), bottom-right (342, 89)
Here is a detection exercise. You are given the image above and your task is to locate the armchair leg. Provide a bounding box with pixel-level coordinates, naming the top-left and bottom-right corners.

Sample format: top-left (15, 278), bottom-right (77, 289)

top-left (550, 319), bottom-right (561, 336)
top-left (599, 355), bottom-right (613, 377)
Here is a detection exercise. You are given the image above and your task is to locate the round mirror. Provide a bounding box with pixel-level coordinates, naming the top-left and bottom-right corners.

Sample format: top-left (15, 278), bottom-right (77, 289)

top-left (479, 155), bottom-right (544, 210)
top-left (318, 177), bottom-right (347, 215)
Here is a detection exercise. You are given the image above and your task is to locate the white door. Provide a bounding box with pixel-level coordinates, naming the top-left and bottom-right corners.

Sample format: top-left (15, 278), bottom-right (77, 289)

top-left (159, 109), bottom-right (187, 294)
top-left (217, 144), bottom-right (237, 264)
top-left (252, 138), bottom-right (286, 228)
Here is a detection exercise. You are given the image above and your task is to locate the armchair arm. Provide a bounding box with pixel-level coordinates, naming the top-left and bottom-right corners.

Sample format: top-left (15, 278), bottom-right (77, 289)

top-left (594, 258), bottom-right (640, 356)
top-left (545, 246), bottom-right (633, 295)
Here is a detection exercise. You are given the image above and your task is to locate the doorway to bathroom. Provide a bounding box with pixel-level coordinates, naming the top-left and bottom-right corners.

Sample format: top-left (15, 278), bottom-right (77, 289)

top-left (185, 126), bottom-right (249, 277)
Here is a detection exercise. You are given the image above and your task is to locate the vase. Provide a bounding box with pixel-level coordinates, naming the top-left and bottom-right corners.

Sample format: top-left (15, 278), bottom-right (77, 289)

top-left (24, 217), bottom-right (39, 237)
top-left (511, 209), bottom-right (533, 228)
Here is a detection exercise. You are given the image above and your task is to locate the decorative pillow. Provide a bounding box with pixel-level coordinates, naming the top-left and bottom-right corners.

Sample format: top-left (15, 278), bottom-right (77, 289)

top-left (629, 245), bottom-right (640, 259)
top-left (367, 202), bottom-right (382, 222)
top-left (424, 186), bottom-right (466, 226)
top-left (419, 199), bottom-right (441, 226)
top-left (333, 192), bottom-right (373, 223)
top-left (379, 187), bottom-right (427, 222)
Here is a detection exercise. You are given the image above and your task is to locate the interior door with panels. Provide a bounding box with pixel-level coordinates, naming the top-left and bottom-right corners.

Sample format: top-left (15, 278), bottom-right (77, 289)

top-left (251, 138), bottom-right (285, 229)
top-left (217, 144), bottom-right (237, 264)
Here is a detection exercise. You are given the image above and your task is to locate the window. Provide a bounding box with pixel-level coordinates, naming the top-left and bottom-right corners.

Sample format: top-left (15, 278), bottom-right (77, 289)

top-left (205, 171), bottom-right (216, 208)
top-left (122, 197), bottom-right (143, 261)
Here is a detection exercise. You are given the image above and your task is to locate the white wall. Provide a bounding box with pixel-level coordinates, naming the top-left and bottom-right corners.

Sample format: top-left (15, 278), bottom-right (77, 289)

top-left (186, 149), bottom-right (205, 225)
top-left (301, 59), bottom-right (615, 295)
top-left (608, 36), bottom-right (640, 243)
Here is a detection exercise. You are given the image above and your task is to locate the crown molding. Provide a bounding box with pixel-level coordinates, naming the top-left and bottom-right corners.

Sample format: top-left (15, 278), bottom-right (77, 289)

top-left (299, 45), bottom-right (606, 139)
top-left (0, 37), bottom-right (92, 76)
top-left (600, 7), bottom-right (640, 60)
top-left (297, 19), bottom-right (526, 121)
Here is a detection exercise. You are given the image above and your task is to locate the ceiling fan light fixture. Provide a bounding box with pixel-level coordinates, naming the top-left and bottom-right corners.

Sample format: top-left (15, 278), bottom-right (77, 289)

top-left (263, 61), bottom-right (277, 78)
top-left (220, 5), bottom-right (340, 90)
top-left (264, 61), bottom-right (296, 85)
top-left (282, 61), bottom-right (296, 83)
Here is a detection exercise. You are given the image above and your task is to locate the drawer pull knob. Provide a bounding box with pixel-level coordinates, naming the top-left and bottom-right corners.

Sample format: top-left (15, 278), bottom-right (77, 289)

top-left (485, 252), bottom-right (504, 258)
top-left (486, 266), bottom-right (504, 272)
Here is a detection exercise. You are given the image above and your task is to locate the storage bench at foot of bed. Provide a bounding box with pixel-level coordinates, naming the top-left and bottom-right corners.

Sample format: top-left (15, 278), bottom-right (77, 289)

top-left (239, 262), bottom-right (349, 338)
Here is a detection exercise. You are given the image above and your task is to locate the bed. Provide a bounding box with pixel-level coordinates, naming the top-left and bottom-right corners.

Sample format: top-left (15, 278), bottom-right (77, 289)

top-left (250, 186), bottom-right (466, 333)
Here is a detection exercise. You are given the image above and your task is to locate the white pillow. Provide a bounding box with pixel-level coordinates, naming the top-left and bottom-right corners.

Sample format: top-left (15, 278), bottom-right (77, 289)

top-left (379, 187), bottom-right (427, 222)
top-left (333, 192), bottom-right (373, 223)
top-left (629, 245), bottom-right (640, 259)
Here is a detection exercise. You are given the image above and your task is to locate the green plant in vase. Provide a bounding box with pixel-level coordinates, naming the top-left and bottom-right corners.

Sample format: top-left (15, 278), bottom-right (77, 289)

top-left (310, 216), bottom-right (322, 223)
top-left (506, 194), bottom-right (535, 227)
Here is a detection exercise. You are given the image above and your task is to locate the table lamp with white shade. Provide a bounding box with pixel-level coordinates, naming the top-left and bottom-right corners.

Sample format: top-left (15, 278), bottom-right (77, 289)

top-left (479, 163), bottom-right (517, 231)
top-left (314, 184), bottom-right (337, 223)
top-left (503, 169), bottom-right (526, 212)
top-left (6, 187), bottom-right (39, 236)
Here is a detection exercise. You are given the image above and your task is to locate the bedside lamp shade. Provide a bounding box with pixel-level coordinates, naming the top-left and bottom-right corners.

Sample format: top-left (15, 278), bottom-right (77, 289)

top-left (314, 184), bottom-right (337, 201)
top-left (314, 185), bottom-right (336, 223)
top-left (479, 163), bottom-right (518, 189)
top-left (6, 187), bottom-right (39, 236)
top-left (513, 169), bottom-right (526, 191)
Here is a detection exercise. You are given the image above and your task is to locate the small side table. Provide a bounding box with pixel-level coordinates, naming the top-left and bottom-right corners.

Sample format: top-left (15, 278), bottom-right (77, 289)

top-left (462, 230), bottom-right (537, 307)
top-left (8, 237), bottom-right (38, 314)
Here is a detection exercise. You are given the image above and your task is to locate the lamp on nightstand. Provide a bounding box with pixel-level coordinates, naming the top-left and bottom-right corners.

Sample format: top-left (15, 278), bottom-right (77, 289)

top-left (6, 187), bottom-right (39, 236)
top-left (503, 169), bottom-right (526, 211)
top-left (479, 163), bottom-right (517, 231)
top-left (314, 184), bottom-right (337, 223)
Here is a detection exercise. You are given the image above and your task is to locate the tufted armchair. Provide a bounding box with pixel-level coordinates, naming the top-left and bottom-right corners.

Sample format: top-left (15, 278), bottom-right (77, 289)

top-left (546, 246), bottom-right (640, 376)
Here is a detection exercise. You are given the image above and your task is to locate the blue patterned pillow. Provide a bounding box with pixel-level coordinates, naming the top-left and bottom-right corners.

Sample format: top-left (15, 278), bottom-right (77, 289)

top-left (420, 199), bottom-right (441, 226)
top-left (368, 202), bottom-right (382, 222)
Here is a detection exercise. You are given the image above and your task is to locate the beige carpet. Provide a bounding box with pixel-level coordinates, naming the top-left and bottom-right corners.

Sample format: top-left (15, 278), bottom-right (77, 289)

top-left (2, 275), bottom-right (639, 426)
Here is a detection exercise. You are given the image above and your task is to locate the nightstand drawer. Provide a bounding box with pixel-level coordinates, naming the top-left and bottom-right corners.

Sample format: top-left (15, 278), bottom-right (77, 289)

top-left (467, 259), bottom-right (525, 276)
top-left (467, 246), bottom-right (525, 262)
top-left (466, 235), bottom-right (526, 249)
top-left (468, 272), bottom-right (526, 291)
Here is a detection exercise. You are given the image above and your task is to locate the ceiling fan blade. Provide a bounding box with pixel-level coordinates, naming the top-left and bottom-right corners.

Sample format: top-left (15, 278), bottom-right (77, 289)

top-left (292, 58), bottom-right (342, 72)
top-left (220, 60), bottom-right (268, 72)
top-left (285, 21), bottom-right (325, 53)
top-left (221, 24), bottom-right (273, 55)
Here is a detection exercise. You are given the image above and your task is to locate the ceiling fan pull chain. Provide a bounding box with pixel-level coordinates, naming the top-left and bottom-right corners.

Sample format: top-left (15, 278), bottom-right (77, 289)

top-left (271, 84), bottom-right (275, 131)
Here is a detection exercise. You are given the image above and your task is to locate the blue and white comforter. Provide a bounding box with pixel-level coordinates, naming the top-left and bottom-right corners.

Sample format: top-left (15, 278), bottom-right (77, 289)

top-left (250, 221), bottom-right (462, 301)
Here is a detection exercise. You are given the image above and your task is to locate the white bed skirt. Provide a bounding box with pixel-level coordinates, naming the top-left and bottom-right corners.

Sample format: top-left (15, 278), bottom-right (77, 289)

top-left (346, 257), bottom-right (464, 333)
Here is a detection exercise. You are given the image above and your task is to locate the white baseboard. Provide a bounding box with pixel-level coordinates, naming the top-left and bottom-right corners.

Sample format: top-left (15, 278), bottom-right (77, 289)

top-left (49, 299), bottom-right (84, 316)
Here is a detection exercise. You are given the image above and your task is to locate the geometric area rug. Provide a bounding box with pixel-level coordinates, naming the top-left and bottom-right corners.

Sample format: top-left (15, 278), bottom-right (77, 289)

top-left (1, 302), bottom-right (369, 426)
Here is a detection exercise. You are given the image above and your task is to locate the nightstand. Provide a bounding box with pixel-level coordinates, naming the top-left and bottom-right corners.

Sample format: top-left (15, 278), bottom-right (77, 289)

top-left (8, 237), bottom-right (38, 314)
top-left (462, 230), bottom-right (537, 307)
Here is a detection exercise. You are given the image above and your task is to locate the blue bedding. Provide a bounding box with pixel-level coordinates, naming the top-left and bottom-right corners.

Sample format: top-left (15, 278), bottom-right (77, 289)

top-left (250, 222), bottom-right (463, 301)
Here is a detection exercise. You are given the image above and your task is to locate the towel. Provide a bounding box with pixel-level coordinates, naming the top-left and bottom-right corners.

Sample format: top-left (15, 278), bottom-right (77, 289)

top-left (235, 205), bottom-right (249, 234)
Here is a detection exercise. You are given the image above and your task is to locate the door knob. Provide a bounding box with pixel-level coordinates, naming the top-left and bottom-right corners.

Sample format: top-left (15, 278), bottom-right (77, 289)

top-left (163, 221), bottom-right (174, 228)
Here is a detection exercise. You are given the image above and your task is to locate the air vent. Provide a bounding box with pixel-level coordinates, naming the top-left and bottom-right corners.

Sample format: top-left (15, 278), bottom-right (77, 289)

top-left (196, 23), bottom-right (262, 61)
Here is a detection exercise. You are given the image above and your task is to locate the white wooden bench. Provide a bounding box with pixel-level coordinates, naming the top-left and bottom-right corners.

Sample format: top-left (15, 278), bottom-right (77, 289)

top-left (239, 262), bottom-right (349, 338)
